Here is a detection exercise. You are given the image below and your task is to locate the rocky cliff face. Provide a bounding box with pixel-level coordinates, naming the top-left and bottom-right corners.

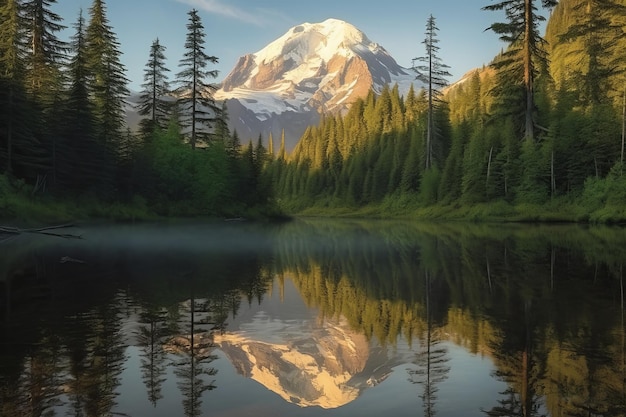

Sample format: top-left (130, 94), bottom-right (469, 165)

top-left (215, 18), bottom-right (416, 150)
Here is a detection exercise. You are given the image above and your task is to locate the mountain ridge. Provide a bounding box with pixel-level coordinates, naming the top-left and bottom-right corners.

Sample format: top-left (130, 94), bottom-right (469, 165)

top-left (215, 18), bottom-right (418, 150)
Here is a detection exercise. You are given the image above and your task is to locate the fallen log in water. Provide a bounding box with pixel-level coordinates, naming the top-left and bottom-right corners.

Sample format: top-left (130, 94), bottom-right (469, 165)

top-left (0, 223), bottom-right (82, 239)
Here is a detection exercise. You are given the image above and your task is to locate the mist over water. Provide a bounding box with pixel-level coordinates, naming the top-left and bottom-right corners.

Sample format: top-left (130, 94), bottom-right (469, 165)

top-left (1, 219), bottom-right (625, 416)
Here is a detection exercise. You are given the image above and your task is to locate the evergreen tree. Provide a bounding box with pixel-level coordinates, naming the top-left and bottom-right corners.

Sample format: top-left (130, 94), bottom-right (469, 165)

top-left (0, 0), bottom-right (27, 175)
top-left (483, 0), bottom-right (558, 141)
top-left (85, 0), bottom-right (129, 144)
top-left (0, 0), bottom-right (47, 177)
top-left (138, 38), bottom-right (171, 137)
top-left (22, 0), bottom-right (66, 100)
top-left (412, 15), bottom-right (451, 170)
top-left (213, 101), bottom-right (230, 143)
top-left (22, 0), bottom-right (67, 189)
top-left (558, 0), bottom-right (626, 105)
top-left (175, 9), bottom-right (219, 149)
top-left (438, 119), bottom-right (468, 202)
top-left (277, 129), bottom-right (286, 160)
top-left (58, 9), bottom-right (99, 193)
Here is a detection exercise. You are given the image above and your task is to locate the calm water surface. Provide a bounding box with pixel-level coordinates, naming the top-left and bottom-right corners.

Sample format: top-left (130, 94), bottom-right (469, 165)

top-left (1, 219), bottom-right (625, 416)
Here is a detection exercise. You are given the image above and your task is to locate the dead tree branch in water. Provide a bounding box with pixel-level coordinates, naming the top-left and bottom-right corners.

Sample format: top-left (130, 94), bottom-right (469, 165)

top-left (0, 223), bottom-right (82, 239)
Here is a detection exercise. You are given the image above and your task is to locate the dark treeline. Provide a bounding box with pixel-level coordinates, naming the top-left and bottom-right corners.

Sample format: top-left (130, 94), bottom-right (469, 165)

top-left (0, 0), bottom-right (274, 219)
top-left (268, 0), bottom-right (626, 221)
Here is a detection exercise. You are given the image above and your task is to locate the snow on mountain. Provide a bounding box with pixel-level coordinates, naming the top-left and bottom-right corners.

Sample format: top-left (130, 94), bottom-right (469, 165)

top-left (215, 18), bottom-right (417, 150)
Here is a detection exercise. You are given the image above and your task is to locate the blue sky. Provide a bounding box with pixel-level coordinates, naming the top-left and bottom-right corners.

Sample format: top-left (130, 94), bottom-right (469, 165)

top-left (55, 0), bottom-right (521, 91)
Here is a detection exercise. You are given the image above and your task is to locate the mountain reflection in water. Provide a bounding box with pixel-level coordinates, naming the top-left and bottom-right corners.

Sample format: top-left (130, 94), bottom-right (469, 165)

top-left (0, 219), bottom-right (625, 416)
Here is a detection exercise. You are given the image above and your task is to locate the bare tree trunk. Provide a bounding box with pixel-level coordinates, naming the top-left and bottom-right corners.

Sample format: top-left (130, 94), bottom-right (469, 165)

top-left (486, 255), bottom-right (493, 293)
top-left (426, 29), bottom-right (434, 171)
top-left (550, 246), bottom-right (555, 291)
top-left (524, 0), bottom-right (534, 142)
top-left (6, 87), bottom-right (14, 175)
top-left (486, 146), bottom-right (493, 198)
top-left (551, 151), bottom-right (555, 197)
top-left (619, 85), bottom-right (626, 175)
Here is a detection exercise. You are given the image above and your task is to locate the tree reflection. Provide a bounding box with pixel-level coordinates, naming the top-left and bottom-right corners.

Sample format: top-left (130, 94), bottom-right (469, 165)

top-left (63, 297), bottom-right (127, 417)
top-left (4, 220), bottom-right (626, 415)
top-left (0, 333), bottom-right (65, 417)
top-left (136, 305), bottom-right (170, 407)
top-left (485, 300), bottom-right (545, 417)
top-left (168, 275), bottom-right (219, 417)
top-left (408, 270), bottom-right (450, 417)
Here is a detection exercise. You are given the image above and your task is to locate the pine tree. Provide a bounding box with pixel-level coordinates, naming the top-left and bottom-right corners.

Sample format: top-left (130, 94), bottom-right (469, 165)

top-left (0, 0), bottom-right (26, 174)
top-left (175, 9), bottom-right (219, 149)
top-left (558, 0), bottom-right (626, 105)
top-left (0, 0), bottom-right (47, 177)
top-left (483, 0), bottom-right (558, 141)
top-left (85, 0), bottom-right (129, 145)
top-left (84, 0), bottom-right (129, 194)
top-left (278, 129), bottom-right (286, 160)
top-left (58, 9), bottom-right (99, 193)
top-left (22, 0), bottom-right (66, 100)
top-left (138, 38), bottom-right (171, 137)
top-left (22, 0), bottom-right (68, 189)
top-left (213, 101), bottom-right (230, 142)
top-left (412, 15), bottom-right (451, 170)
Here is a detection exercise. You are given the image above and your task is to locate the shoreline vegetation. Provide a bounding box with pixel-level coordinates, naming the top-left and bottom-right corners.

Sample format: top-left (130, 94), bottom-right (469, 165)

top-left (0, 174), bottom-right (285, 226)
top-left (2, 172), bottom-right (625, 225)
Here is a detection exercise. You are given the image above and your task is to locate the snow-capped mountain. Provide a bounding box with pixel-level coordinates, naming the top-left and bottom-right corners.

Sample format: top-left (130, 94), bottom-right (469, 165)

top-left (216, 18), bottom-right (417, 150)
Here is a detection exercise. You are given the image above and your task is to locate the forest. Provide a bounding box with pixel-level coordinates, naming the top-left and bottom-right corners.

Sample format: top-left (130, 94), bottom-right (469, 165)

top-left (0, 0), bottom-right (276, 221)
top-left (2, 0), bottom-right (626, 222)
top-left (269, 0), bottom-right (626, 222)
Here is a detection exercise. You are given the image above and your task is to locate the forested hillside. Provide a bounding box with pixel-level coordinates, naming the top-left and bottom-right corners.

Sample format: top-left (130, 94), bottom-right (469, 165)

top-left (0, 0), bottom-right (275, 220)
top-left (269, 0), bottom-right (626, 222)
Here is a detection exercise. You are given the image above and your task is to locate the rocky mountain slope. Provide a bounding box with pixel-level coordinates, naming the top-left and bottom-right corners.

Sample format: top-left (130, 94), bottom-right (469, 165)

top-left (215, 18), bottom-right (417, 150)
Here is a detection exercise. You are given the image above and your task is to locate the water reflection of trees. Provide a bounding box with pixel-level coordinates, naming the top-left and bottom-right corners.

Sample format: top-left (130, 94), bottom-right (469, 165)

top-left (273, 219), bottom-right (626, 416)
top-left (0, 234), bottom-right (274, 417)
top-left (2, 221), bottom-right (626, 415)
top-left (136, 305), bottom-right (170, 407)
top-left (64, 296), bottom-right (128, 416)
top-left (408, 270), bottom-right (450, 417)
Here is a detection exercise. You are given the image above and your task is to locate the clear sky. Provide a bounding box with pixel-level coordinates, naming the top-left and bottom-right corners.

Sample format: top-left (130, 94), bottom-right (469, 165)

top-left (55, 0), bottom-right (518, 92)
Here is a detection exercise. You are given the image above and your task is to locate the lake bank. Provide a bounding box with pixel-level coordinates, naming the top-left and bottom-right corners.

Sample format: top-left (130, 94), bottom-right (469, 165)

top-left (288, 195), bottom-right (626, 224)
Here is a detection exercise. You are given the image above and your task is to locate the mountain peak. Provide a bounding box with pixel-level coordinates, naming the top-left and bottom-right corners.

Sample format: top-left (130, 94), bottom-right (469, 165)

top-left (216, 19), bottom-right (416, 149)
top-left (286, 18), bottom-right (370, 51)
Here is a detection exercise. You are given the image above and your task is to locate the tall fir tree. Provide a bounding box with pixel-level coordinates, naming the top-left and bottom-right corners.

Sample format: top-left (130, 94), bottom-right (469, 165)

top-left (558, 0), bottom-right (626, 105)
top-left (85, 0), bottom-right (129, 147)
top-left (58, 9), bottom-right (99, 193)
top-left (23, 0), bottom-right (67, 189)
top-left (84, 0), bottom-right (129, 195)
top-left (0, 0), bottom-right (26, 174)
top-left (483, 0), bottom-right (558, 141)
top-left (22, 0), bottom-right (66, 100)
top-left (412, 14), bottom-right (451, 170)
top-left (0, 0), bottom-right (47, 177)
top-left (175, 9), bottom-right (219, 149)
top-left (138, 38), bottom-right (171, 137)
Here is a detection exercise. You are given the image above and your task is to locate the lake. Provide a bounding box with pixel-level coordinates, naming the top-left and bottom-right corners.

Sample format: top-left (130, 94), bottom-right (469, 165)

top-left (1, 219), bottom-right (625, 416)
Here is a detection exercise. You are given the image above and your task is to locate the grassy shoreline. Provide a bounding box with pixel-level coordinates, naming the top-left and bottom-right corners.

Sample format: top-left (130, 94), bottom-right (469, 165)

top-left (3, 177), bottom-right (625, 226)
top-left (287, 196), bottom-right (626, 224)
top-left (0, 187), bottom-right (285, 226)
